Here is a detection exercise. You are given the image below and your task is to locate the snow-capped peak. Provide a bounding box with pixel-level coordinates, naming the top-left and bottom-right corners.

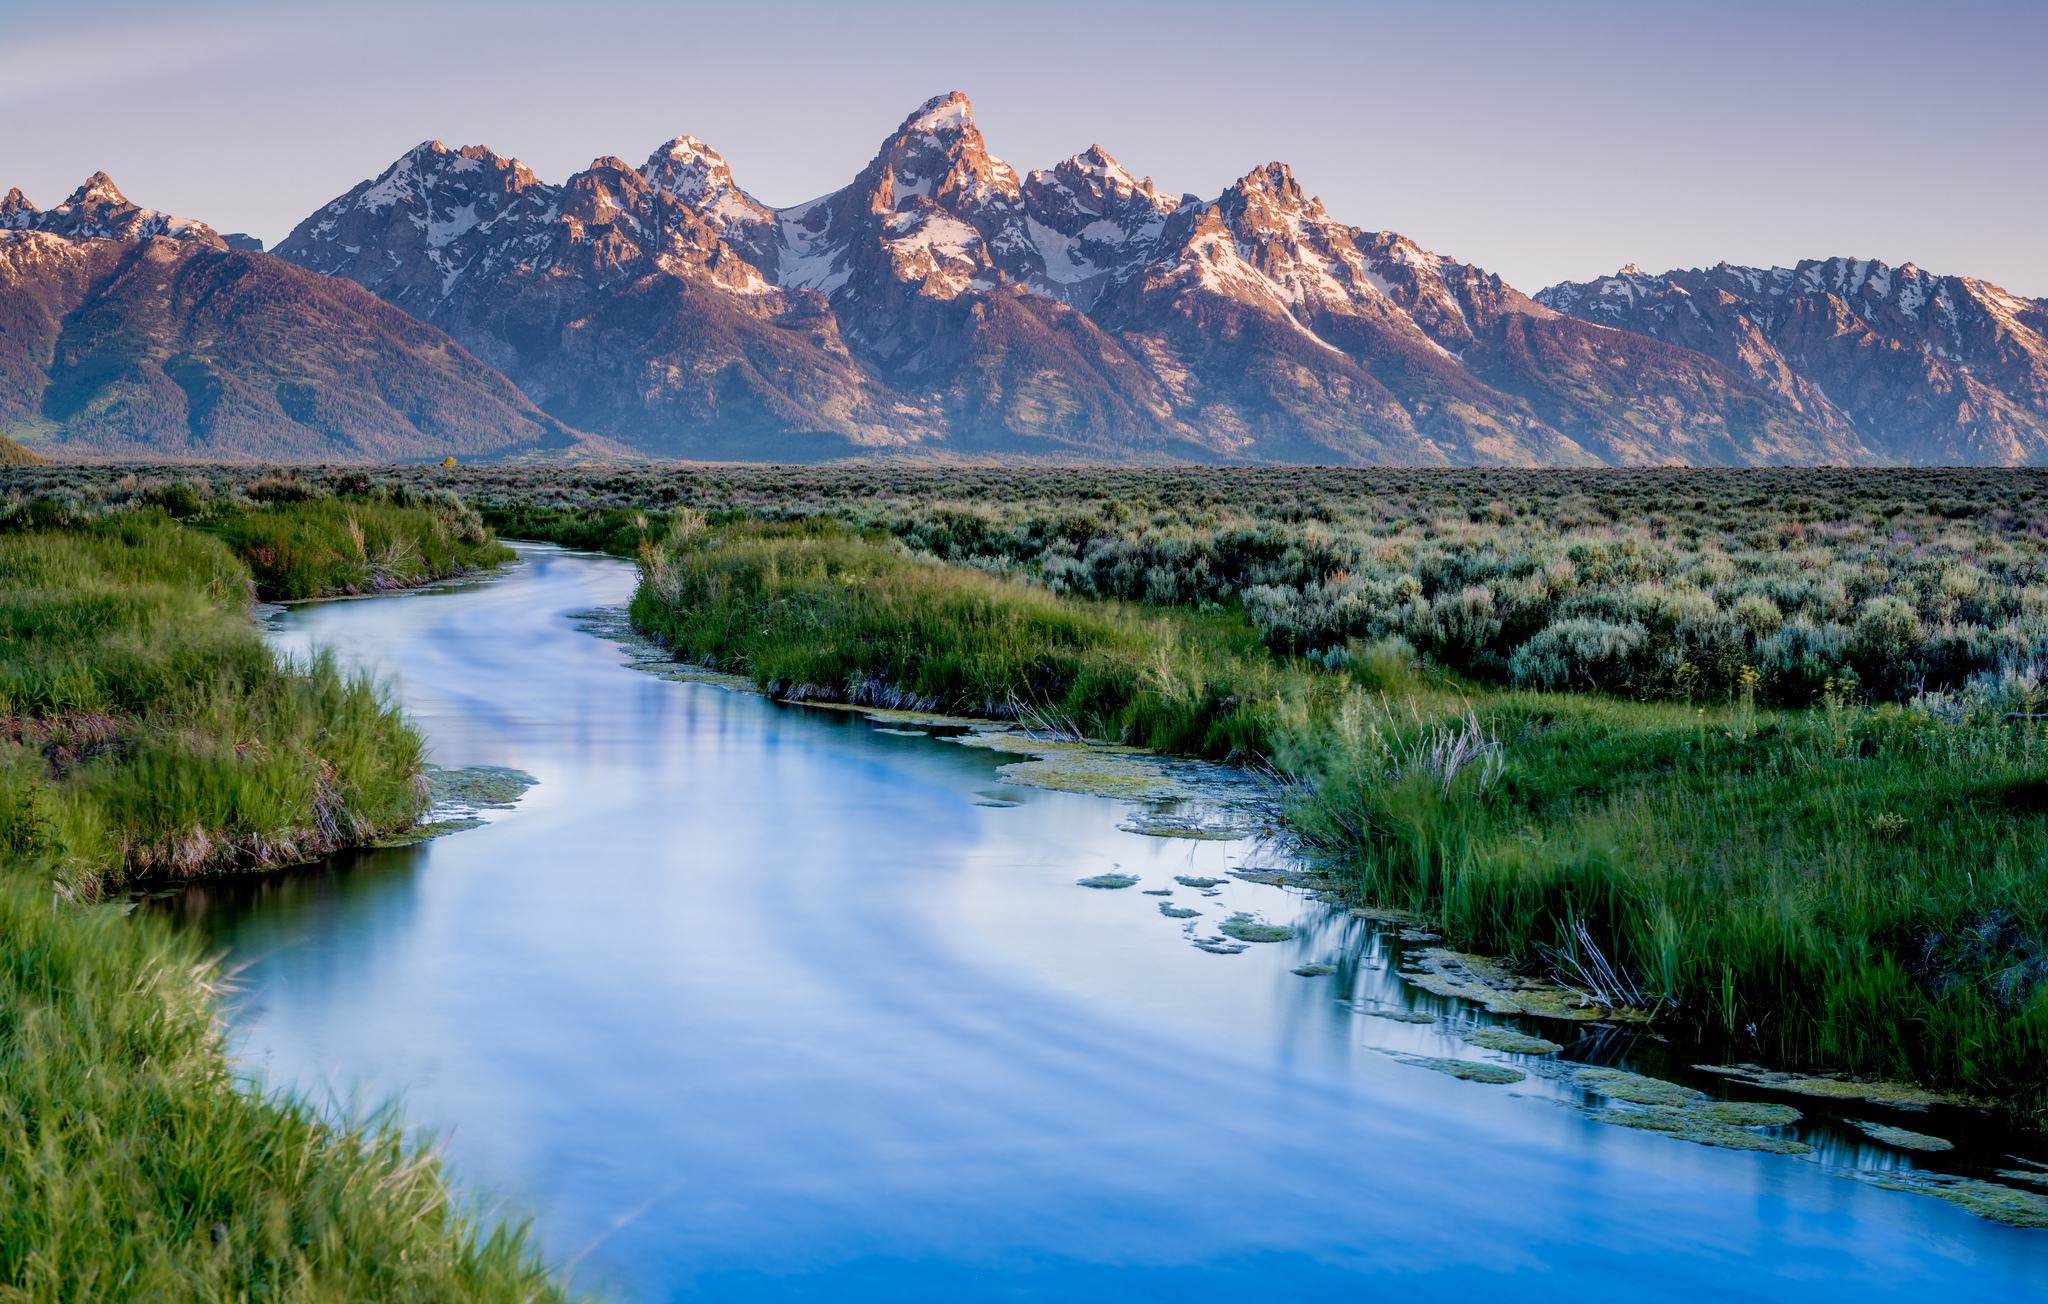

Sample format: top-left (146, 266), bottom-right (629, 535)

top-left (67, 171), bottom-right (126, 206)
top-left (906, 91), bottom-right (974, 135)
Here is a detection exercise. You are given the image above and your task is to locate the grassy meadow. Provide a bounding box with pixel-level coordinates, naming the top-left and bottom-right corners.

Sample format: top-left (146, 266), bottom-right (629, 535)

top-left (12, 461), bottom-right (2048, 1128)
top-left (0, 485), bottom-right (565, 1300)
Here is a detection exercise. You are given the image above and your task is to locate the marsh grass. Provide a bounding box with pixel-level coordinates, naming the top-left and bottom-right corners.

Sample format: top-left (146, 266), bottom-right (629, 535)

top-left (1277, 684), bottom-right (2048, 1121)
top-left (0, 512), bottom-right (427, 894)
top-left (629, 520), bottom-right (1318, 758)
top-left (195, 497), bottom-right (511, 600)
top-left (0, 507), bottom-right (561, 1299)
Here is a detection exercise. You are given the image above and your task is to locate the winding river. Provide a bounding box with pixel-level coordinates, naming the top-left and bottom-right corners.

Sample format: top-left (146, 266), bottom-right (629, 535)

top-left (158, 545), bottom-right (2047, 1301)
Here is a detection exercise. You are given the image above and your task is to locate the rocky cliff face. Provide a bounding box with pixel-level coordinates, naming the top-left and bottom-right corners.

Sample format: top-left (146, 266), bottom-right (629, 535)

top-left (0, 175), bottom-right (597, 461)
top-left (277, 92), bottom-right (1867, 465)
top-left (1538, 260), bottom-right (2048, 464)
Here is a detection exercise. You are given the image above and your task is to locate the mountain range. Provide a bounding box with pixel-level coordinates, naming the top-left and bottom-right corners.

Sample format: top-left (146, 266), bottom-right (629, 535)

top-left (4, 92), bottom-right (2045, 466)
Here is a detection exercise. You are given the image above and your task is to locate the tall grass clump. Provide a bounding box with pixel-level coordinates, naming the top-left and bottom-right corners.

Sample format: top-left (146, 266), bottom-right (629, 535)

top-left (630, 520), bottom-right (1310, 759)
top-left (0, 511), bottom-right (428, 894)
top-left (1275, 680), bottom-right (2048, 1123)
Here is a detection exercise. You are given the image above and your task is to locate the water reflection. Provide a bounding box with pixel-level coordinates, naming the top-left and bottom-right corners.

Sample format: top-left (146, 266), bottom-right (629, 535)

top-left (156, 546), bottom-right (2046, 1301)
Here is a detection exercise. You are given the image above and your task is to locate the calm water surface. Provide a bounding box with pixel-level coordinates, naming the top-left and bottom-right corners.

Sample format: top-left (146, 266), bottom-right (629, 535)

top-left (162, 546), bottom-right (2047, 1301)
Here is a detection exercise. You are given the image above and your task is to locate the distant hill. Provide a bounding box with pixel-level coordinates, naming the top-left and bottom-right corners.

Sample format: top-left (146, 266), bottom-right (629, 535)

top-left (0, 432), bottom-right (39, 464)
top-left (0, 175), bottom-right (613, 462)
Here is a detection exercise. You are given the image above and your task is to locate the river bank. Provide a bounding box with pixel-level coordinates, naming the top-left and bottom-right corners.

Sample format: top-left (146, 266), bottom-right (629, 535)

top-left (0, 498), bottom-right (566, 1300)
top-left (611, 516), bottom-right (2048, 1131)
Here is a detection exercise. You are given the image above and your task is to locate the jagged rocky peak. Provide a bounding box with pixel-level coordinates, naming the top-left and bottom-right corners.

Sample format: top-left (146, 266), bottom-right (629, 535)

top-left (68, 170), bottom-right (127, 206)
top-left (640, 136), bottom-right (771, 230)
top-left (872, 91), bottom-right (1020, 214)
top-left (0, 172), bottom-right (222, 247)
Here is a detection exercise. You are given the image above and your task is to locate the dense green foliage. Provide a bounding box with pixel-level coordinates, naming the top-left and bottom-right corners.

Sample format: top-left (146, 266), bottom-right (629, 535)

top-left (1277, 682), bottom-right (2048, 1122)
top-left (3, 470), bottom-right (511, 601)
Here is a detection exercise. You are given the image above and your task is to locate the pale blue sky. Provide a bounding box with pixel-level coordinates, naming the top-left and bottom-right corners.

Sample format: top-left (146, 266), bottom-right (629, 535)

top-left (3, 0), bottom-right (2042, 296)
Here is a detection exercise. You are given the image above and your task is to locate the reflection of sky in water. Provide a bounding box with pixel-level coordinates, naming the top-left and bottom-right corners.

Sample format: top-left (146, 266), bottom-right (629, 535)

top-left (161, 546), bottom-right (2048, 1302)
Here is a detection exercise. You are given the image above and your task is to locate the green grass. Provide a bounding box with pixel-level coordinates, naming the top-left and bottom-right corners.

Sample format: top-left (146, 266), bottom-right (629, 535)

top-left (195, 495), bottom-right (512, 601)
top-left (0, 505), bottom-right (562, 1300)
top-left (629, 519), bottom-right (1311, 758)
top-left (0, 512), bottom-right (428, 894)
top-left (0, 881), bottom-right (569, 1302)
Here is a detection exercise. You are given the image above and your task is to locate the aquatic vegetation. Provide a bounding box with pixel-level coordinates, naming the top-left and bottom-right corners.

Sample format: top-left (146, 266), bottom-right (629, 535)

top-left (1695, 1066), bottom-right (1983, 1111)
top-left (1219, 913), bottom-right (1294, 943)
top-left (1689, 1101), bottom-right (1802, 1127)
top-left (1592, 1107), bottom-right (1812, 1155)
top-left (1077, 873), bottom-right (1140, 889)
top-left (1850, 1121), bottom-right (1954, 1152)
top-left (425, 765), bottom-right (539, 808)
top-left (1292, 963), bottom-right (1338, 976)
top-left (1160, 903), bottom-right (1201, 919)
top-left (1844, 1172), bottom-right (2048, 1229)
top-left (1403, 1056), bottom-right (1525, 1084)
top-left (1175, 876), bottom-right (1224, 888)
top-left (1401, 950), bottom-right (1639, 1023)
top-left (1364, 1009), bottom-right (1439, 1024)
top-left (1142, 888), bottom-right (1174, 895)
top-left (1459, 1027), bottom-right (1565, 1055)
top-left (1572, 1069), bottom-right (1707, 1108)
top-left (1193, 937), bottom-right (1249, 955)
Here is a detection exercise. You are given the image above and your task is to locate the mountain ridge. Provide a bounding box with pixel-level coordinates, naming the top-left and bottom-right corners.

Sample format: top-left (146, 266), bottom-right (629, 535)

top-left (271, 91), bottom-right (1874, 466)
top-left (7, 93), bottom-right (2042, 465)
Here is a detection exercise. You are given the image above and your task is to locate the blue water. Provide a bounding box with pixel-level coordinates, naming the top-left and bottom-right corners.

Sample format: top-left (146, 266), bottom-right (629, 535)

top-left (162, 546), bottom-right (2048, 1301)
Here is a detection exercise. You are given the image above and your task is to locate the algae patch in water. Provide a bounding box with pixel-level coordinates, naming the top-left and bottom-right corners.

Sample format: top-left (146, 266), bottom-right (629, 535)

top-left (371, 819), bottom-right (485, 848)
top-left (1404, 949), bottom-right (1646, 1022)
top-left (1141, 888), bottom-right (1174, 896)
top-left (1403, 1057), bottom-right (1524, 1084)
top-left (1691, 1101), bottom-right (1802, 1127)
top-left (1159, 903), bottom-right (1201, 919)
top-left (1850, 1120), bottom-right (1954, 1151)
top-left (1218, 913), bottom-right (1293, 943)
top-left (1593, 1107), bottom-right (1812, 1155)
top-left (376, 765), bottom-right (540, 846)
top-left (1364, 1009), bottom-right (1438, 1024)
top-left (1193, 937), bottom-right (1248, 955)
top-left (1175, 876), bottom-right (1223, 889)
top-left (1844, 1172), bottom-right (2048, 1229)
top-left (1292, 963), bottom-right (1337, 976)
top-left (1077, 873), bottom-right (1139, 889)
top-left (1573, 1068), bottom-right (1706, 1108)
top-left (424, 765), bottom-right (538, 808)
top-left (1460, 1027), bottom-right (1564, 1056)
top-left (1695, 1064), bottom-right (1984, 1110)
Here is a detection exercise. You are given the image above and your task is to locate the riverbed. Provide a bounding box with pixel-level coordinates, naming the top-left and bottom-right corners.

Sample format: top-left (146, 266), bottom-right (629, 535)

top-left (157, 545), bottom-right (2048, 1301)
